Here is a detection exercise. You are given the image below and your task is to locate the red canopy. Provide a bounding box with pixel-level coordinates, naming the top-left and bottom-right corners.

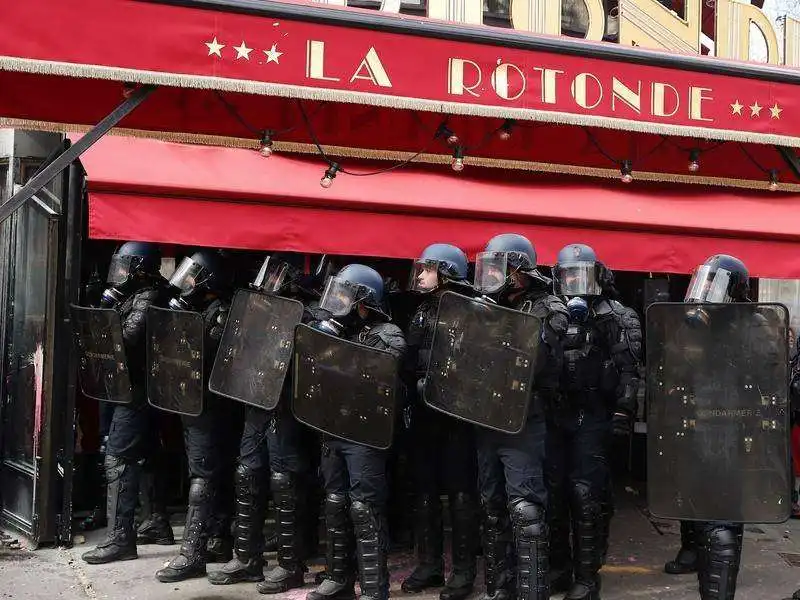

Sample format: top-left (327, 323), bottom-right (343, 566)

top-left (78, 134), bottom-right (800, 278)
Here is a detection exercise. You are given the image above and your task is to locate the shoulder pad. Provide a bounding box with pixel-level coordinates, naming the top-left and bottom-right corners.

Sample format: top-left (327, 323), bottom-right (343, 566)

top-left (593, 298), bottom-right (613, 316)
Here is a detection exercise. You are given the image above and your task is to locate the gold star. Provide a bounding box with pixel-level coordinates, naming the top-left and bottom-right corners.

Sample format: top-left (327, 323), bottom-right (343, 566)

top-left (233, 41), bottom-right (253, 60)
top-left (749, 101), bottom-right (763, 117)
top-left (770, 103), bottom-right (783, 119)
top-left (205, 37), bottom-right (225, 58)
top-left (264, 44), bottom-right (283, 64)
top-left (730, 100), bottom-right (743, 115)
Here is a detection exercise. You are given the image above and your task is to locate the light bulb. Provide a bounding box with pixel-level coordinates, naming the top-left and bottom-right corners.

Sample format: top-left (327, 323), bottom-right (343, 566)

top-left (688, 149), bottom-right (700, 172)
top-left (620, 160), bottom-right (633, 183)
top-left (769, 169), bottom-right (779, 192)
top-left (451, 157), bottom-right (465, 171)
top-left (320, 176), bottom-right (333, 188)
top-left (498, 119), bottom-right (514, 141)
top-left (320, 163), bottom-right (339, 189)
top-left (447, 133), bottom-right (460, 146)
top-left (259, 132), bottom-right (274, 157)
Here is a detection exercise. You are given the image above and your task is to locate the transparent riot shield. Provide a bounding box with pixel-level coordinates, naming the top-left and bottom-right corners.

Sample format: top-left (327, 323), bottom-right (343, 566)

top-left (423, 291), bottom-right (542, 434)
top-left (146, 306), bottom-right (204, 416)
top-left (69, 305), bottom-right (133, 404)
top-left (646, 302), bottom-right (791, 523)
top-left (292, 324), bottom-right (400, 450)
top-left (209, 290), bottom-right (304, 410)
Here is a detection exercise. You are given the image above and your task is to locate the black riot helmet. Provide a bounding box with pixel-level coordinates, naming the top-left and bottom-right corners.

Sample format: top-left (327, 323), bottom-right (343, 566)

top-left (168, 249), bottom-right (225, 310)
top-left (474, 233), bottom-right (549, 294)
top-left (409, 243), bottom-right (469, 293)
top-left (101, 241), bottom-right (162, 307)
top-left (319, 264), bottom-right (386, 318)
top-left (553, 243), bottom-right (603, 297)
top-left (684, 254), bottom-right (750, 304)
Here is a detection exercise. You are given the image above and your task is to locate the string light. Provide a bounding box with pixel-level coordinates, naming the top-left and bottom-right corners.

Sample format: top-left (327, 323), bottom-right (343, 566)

top-left (451, 146), bottom-right (465, 172)
top-left (259, 131), bottom-right (274, 158)
top-left (497, 119), bottom-right (515, 141)
top-left (769, 169), bottom-right (779, 191)
top-left (436, 123), bottom-right (460, 146)
top-left (320, 163), bottom-right (340, 188)
top-left (620, 160), bottom-right (633, 183)
top-left (688, 149), bottom-right (700, 172)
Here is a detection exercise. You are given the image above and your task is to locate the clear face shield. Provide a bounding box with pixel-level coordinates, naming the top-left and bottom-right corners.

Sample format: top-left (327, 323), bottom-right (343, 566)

top-left (253, 257), bottom-right (296, 294)
top-left (555, 261), bottom-right (602, 297)
top-left (168, 258), bottom-right (210, 295)
top-left (319, 276), bottom-right (362, 317)
top-left (409, 260), bottom-right (440, 293)
top-left (106, 255), bottom-right (137, 284)
top-left (685, 265), bottom-right (734, 304)
top-left (474, 252), bottom-right (510, 294)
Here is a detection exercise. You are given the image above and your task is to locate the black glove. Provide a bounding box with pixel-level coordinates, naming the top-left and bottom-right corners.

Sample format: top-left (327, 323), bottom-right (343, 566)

top-left (612, 411), bottom-right (633, 437)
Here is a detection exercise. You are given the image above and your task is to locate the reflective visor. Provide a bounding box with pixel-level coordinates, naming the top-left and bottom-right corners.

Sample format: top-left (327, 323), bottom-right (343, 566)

top-left (106, 254), bottom-right (135, 284)
top-left (319, 276), bottom-right (361, 317)
top-left (555, 261), bottom-right (601, 296)
top-left (169, 258), bottom-right (208, 293)
top-left (685, 265), bottom-right (733, 303)
top-left (474, 252), bottom-right (508, 294)
top-left (409, 260), bottom-right (440, 293)
top-left (253, 257), bottom-right (294, 293)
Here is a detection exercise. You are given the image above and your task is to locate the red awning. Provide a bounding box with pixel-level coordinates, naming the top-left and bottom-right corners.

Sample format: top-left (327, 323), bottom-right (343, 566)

top-left (78, 134), bottom-right (800, 278)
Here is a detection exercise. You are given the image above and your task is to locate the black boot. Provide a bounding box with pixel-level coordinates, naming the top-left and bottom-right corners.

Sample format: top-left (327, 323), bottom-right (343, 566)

top-left (307, 494), bottom-right (356, 600)
top-left (565, 484), bottom-right (601, 600)
top-left (351, 500), bottom-right (389, 600)
top-left (208, 464), bottom-right (267, 585)
top-left (696, 524), bottom-right (743, 600)
top-left (510, 499), bottom-right (549, 600)
top-left (479, 502), bottom-right (514, 600)
top-left (440, 493), bottom-right (478, 600)
top-left (402, 494), bottom-right (445, 593)
top-left (258, 472), bottom-right (306, 594)
top-left (156, 477), bottom-right (214, 582)
top-left (136, 469), bottom-right (174, 545)
top-left (665, 521), bottom-right (699, 574)
top-left (82, 456), bottom-right (140, 564)
top-left (548, 485), bottom-right (573, 595)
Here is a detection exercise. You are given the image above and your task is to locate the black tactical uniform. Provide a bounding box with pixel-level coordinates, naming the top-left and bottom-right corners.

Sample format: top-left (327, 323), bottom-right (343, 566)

top-left (401, 243), bottom-right (480, 600)
top-left (82, 242), bottom-right (175, 565)
top-left (305, 264), bottom-right (407, 600)
top-left (472, 234), bottom-right (568, 600)
top-left (156, 250), bottom-right (238, 583)
top-left (547, 244), bottom-right (642, 600)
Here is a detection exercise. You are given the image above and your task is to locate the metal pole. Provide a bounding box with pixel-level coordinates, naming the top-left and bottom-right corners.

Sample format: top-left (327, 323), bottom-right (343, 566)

top-left (0, 84), bottom-right (156, 224)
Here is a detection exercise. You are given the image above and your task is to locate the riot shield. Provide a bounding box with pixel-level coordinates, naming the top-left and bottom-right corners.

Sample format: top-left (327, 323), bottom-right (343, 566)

top-left (423, 291), bottom-right (542, 434)
top-left (646, 302), bottom-right (791, 523)
top-left (209, 290), bottom-right (304, 410)
top-left (69, 304), bottom-right (133, 404)
top-left (146, 306), bottom-right (205, 416)
top-left (292, 324), bottom-right (399, 450)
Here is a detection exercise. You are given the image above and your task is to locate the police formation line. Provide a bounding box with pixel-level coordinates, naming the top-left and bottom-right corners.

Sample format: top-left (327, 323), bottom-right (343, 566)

top-left (72, 234), bottom-right (767, 600)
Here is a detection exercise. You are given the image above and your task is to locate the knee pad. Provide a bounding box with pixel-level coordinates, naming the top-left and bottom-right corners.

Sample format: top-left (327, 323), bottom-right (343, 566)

top-left (350, 500), bottom-right (379, 538)
top-left (509, 499), bottom-right (546, 538)
top-left (271, 471), bottom-right (294, 492)
top-left (188, 477), bottom-right (213, 505)
top-left (325, 493), bottom-right (350, 528)
top-left (569, 480), bottom-right (601, 519)
top-left (706, 525), bottom-right (741, 561)
top-left (104, 455), bottom-right (127, 483)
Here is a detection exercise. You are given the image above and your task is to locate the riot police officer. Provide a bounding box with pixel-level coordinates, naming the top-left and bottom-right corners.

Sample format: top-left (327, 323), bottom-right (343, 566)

top-left (401, 243), bottom-right (480, 600)
top-left (82, 241), bottom-right (175, 564)
top-left (472, 234), bottom-right (568, 600)
top-left (208, 254), bottom-right (321, 593)
top-left (305, 264), bottom-right (407, 600)
top-left (547, 244), bottom-right (642, 600)
top-left (156, 249), bottom-right (236, 583)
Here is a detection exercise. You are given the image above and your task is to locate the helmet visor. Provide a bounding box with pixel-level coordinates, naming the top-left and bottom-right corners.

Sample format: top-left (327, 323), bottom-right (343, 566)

top-left (106, 255), bottom-right (136, 284)
top-left (253, 257), bottom-right (295, 294)
top-left (474, 252), bottom-right (509, 294)
top-left (409, 260), bottom-right (440, 293)
top-left (555, 262), bottom-right (601, 296)
top-left (168, 258), bottom-right (209, 293)
top-left (319, 276), bottom-right (361, 317)
top-left (685, 265), bottom-right (733, 303)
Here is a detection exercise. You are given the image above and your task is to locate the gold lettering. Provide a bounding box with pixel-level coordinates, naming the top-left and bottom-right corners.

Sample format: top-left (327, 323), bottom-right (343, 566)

top-left (618, 0), bottom-right (701, 53)
top-left (611, 77), bottom-right (642, 113)
top-left (491, 63), bottom-right (527, 101)
top-left (448, 58), bottom-right (482, 97)
top-left (571, 73), bottom-right (603, 109)
top-left (715, 0), bottom-right (779, 63)
top-left (305, 40), bottom-right (340, 82)
top-left (427, 0), bottom-right (483, 24)
top-left (349, 47), bottom-right (393, 87)
top-left (534, 67), bottom-right (564, 104)
top-left (688, 86), bottom-right (713, 122)
top-left (651, 82), bottom-right (680, 117)
top-left (784, 17), bottom-right (800, 67)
